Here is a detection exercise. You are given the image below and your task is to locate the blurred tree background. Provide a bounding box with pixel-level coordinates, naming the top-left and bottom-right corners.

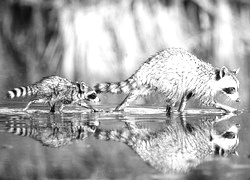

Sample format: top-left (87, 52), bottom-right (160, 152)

top-left (0, 0), bottom-right (249, 108)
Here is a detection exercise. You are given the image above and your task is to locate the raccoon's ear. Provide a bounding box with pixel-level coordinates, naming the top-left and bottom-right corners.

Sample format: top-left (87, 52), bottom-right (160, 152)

top-left (76, 82), bottom-right (82, 93)
top-left (80, 81), bottom-right (87, 88)
top-left (215, 67), bottom-right (228, 80)
top-left (220, 66), bottom-right (229, 78)
top-left (80, 82), bottom-right (88, 91)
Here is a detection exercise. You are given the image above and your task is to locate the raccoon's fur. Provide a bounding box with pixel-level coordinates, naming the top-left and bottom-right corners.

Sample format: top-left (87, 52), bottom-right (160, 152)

top-left (7, 76), bottom-right (100, 112)
top-left (94, 48), bottom-right (240, 113)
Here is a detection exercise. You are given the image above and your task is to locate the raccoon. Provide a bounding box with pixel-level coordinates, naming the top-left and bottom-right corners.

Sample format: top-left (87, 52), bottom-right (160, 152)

top-left (7, 76), bottom-right (100, 112)
top-left (94, 48), bottom-right (240, 113)
top-left (93, 116), bottom-right (240, 173)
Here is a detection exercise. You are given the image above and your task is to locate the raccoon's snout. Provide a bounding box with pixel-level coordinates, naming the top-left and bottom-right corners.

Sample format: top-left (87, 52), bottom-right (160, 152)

top-left (91, 96), bottom-right (101, 103)
top-left (235, 98), bottom-right (240, 103)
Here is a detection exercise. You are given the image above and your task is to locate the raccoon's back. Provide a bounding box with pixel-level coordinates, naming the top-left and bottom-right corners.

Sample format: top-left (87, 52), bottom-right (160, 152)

top-left (134, 48), bottom-right (215, 96)
top-left (136, 48), bottom-right (213, 81)
top-left (38, 76), bottom-right (72, 88)
top-left (33, 76), bottom-right (74, 96)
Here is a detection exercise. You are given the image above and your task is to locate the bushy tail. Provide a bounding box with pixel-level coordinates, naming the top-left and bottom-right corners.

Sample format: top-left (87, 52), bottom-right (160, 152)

top-left (94, 128), bottom-right (137, 146)
top-left (7, 86), bottom-right (34, 99)
top-left (93, 77), bottom-right (137, 94)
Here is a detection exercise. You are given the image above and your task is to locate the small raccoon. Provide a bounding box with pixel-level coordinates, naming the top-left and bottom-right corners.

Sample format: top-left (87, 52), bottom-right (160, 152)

top-left (94, 48), bottom-right (240, 113)
top-left (7, 76), bottom-right (100, 112)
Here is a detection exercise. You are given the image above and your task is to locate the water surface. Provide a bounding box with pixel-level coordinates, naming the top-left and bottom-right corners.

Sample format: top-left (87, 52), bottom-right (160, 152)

top-left (0, 103), bottom-right (250, 180)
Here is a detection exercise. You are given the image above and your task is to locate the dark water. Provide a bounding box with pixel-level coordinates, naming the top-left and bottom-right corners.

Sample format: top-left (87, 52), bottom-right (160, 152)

top-left (0, 103), bottom-right (250, 180)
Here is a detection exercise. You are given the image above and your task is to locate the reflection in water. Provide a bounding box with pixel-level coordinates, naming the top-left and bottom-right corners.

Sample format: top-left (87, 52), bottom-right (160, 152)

top-left (4, 114), bottom-right (97, 148)
top-left (94, 114), bottom-right (240, 173)
top-left (1, 112), bottom-right (240, 174)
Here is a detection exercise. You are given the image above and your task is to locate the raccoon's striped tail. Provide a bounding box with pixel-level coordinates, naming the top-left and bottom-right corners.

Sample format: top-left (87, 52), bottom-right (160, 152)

top-left (7, 86), bottom-right (35, 99)
top-left (94, 128), bottom-right (138, 146)
top-left (93, 77), bottom-right (137, 94)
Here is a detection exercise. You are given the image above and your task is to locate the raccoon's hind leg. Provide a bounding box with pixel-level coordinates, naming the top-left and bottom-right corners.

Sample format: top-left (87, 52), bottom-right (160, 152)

top-left (166, 104), bottom-right (172, 116)
top-left (115, 90), bottom-right (140, 111)
top-left (178, 96), bottom-right (187, 112)
top-left (23, 101), bottom-right (33, 111)
top-left (178, 92), bottom-right (193, 113)
top-left (23, 99), bottom-right (47, 111)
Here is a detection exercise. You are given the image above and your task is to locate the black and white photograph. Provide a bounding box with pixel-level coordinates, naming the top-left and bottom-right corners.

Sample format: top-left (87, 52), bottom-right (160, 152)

top-left (0, 0), bottom-right (250, 179)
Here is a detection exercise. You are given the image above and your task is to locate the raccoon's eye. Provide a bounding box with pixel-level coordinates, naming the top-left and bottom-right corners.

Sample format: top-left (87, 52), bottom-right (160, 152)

top-left (87, 93), bottom-right (97, 100)
top-left (222, 87), bottom-right (236, 94)
top-left (222, 131), bottom-right (236, 139)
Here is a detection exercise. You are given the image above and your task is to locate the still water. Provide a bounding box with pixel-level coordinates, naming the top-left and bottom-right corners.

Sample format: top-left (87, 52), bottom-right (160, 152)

top-left (0, 103), bottom-right (250, 180)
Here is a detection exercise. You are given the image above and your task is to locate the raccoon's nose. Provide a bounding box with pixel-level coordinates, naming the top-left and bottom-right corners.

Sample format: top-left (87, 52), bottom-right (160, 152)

top-left (235, 98), bottom-right (240, 103)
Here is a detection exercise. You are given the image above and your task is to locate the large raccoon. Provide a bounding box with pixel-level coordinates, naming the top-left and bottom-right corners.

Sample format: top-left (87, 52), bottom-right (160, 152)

top-left (7, 76), bottom-right (100, 112)
top-left (94, 48), bottom-right (240, 113)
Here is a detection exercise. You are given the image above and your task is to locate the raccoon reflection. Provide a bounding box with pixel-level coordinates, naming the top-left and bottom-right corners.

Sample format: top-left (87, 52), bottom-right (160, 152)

top-left (5, 114), bottom-right (240, 173)
top-left (92, 115), bottom-right (240, 173)
top-left (5, 114), bottom-right (97, 148)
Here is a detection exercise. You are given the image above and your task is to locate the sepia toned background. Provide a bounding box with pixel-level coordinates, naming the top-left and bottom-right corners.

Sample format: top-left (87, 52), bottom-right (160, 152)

top-left (0, 0), bottom-right (249, 108)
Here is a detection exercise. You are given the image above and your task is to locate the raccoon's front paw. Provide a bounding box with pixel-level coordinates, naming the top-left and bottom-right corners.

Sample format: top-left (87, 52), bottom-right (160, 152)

top-left (91, 108), bottom-right (105, 113)
top-left (222, 106), bottom-right (239, 114)
top-left (105, 108), bottom-right (124, 114)
top-left (215, 103), bottom-right (239, 114)
top-left (229, 109), bottom-right (242, 115)
top-left (166, 105), bottom-right (172, 116)
top-left (90, 108), bottom-right (98, 113)
top-left (113, 109), bottom-right (125, 113)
